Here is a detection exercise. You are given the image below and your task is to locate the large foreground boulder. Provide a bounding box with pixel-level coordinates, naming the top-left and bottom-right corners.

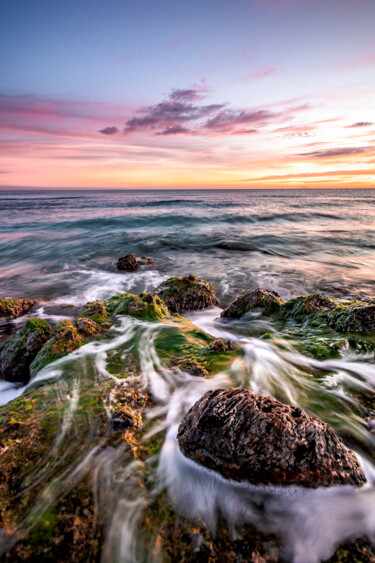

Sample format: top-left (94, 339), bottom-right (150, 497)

top-left (221, 288), bottom-right (283, 319)
top-left (0, 318), bottom-right (53, 382)
top-left (0, 297), bottom-right (38, 319)
top-left (155, 275), bottom-right (219, 313)
top-left (177, 388), bottom-right (366, 488)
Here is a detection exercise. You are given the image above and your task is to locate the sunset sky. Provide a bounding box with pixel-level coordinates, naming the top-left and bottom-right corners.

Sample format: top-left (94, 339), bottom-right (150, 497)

top-left (1, 0), bottom-right (375, 189)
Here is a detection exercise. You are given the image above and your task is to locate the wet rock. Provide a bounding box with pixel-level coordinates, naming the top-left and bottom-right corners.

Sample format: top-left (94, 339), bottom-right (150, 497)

top-left (327, 302), bottom-right (375, 333)
top-left (222, 288), bottom-right (283, 319)
top-left (155, 274), bottom-right (219, 313)
top-left (0, 297), bottom-right (38, 319)
top-left (30, 320), bottom-right (86, 376)
top-left (279, 294), bottom-right (339, 322)
top-left (77, 317), bottom-right (102, 336)
top-left (106, 292), bottom-right (169, 321)
top-left (177, 388), bottom-right (366, 488)
top-left (137, 255), bottom-right (155, 266)
top-left (78, 300), bottom-right (108, 325)
top-left (209, 338), bottom-right (235, 352)
top-left (117, 253), bottom-right (138, 271)
top-left (0, 318), bottom-right (53, 382)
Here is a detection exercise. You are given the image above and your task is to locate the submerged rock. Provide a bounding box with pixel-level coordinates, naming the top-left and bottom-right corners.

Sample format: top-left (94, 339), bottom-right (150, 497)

top-left (184, 361), bottom-right (208, 378)
top-left (0, 318), bottom-right (53, 382)
top-left (30, 320), bottom-right (86, 376)
top-left (221, 288), bottom-right (283, 319)
top-left (155, 274), bottom-right (219, 313)
top-left (177, 388), bottom-right (366, 488)
top-left (107, 292), bottom-right (169, 321)
top-left (0, 296), bottom-right (38, 319)
top-left (209, 338), bottom-right (235, 352)
top-left (117, 253), bottom-right (138, 271)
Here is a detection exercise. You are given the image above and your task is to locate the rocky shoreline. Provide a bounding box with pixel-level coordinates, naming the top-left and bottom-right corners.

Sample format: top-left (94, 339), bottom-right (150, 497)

top-left (0, 276), bottom-right (374, 561)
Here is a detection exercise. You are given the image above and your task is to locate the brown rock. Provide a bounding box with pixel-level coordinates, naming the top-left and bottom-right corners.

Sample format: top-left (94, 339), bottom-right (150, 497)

top-left (155, 274), bottom-right (219, 313)
top-left (0, 297), bottom-right (38, 319)
top-left (137, 256), bottom-right (155, 266)
top-left (117, 253), bottom-right (138, 271)
top-left (177, 388), bottom-right (366, 488)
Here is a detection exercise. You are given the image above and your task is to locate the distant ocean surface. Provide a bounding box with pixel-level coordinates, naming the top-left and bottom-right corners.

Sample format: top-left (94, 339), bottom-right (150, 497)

top-left (1, 188), bottom-right (375, 314)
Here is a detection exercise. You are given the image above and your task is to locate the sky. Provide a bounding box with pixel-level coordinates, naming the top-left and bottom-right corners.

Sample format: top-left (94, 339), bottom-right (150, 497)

top-left (0, 0), bottom-right (375, 189)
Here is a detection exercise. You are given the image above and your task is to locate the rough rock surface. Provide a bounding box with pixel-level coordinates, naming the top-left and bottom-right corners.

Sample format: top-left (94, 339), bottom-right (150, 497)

top-left (222, 288), bottom-right (283, 319)
top-left (117, 253), bottom-right (138, 271)
top-left (0, 297), bottom-right (38, 319)
top-left (209, 338), bottom-right (235, 352)
top-left (155, 274), bottom-right (219, 313)
top-left (0, 318), bottom-right (53, 382)
top-left (177, 388), bottom-right (366, 488)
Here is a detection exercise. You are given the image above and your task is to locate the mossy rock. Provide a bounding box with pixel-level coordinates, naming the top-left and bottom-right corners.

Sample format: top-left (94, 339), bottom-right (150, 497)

top-left (298, 337), bottom-right (349, 361)
top-left (222, 287), bottom-right (283, 319)
top-left (327, 303), bottom-right (375, 333)
top-left (78, 300), bottom-right (109, 325)
top-left (30, 320), bottom-right (86, 376)
top-left (279, 294), bottom-right (339, 323)
top-left (106, 292), bottom-right (169, 321)
top-left (155, 274), bottom-right (219, 313)
top-left (0, 297), bottom-right (38, 319)
top-left (155, 316), bottom-right (239, 374)
top-left (0, 318), bottom-right (53, 382)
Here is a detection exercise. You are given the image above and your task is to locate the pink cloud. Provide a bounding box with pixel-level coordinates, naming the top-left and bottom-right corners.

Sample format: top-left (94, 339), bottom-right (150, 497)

top-left (239, 67), bottom-right (277, 82)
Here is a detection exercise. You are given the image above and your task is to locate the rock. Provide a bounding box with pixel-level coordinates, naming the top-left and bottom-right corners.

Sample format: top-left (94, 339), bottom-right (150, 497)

top-left (279, 294), bottom-right (339, 322)
top-left (155, 275), bottom-right (219, 313)
top-left (327, 303), bottom-right (375, 333)
top-left (137, 256), bottom-right (155, 266)
top-left (0, 297), bottom-right (38, 319)
top-left (185, 361), bottom-right (208, 378)
top-left (30, 320), bottom-right (86, 376)
top-left (209, 338), bottom-right (235, 352)
top-left (78, 300), bottom-right (108, 325)
top-left (117, 253), bottom-right (138, 271)
top-left (0, 318), bottom-right (53, 382)
top-left (222, 288), bottom-right (283, 319)
top-left (77, 317), bottom-right (102, 336)
top-left (364, 418), bottom-right (375, 434)
top-left (106, 292), bottom-right (169, 321)
top-left (177, 388), bottom-right (366, 488)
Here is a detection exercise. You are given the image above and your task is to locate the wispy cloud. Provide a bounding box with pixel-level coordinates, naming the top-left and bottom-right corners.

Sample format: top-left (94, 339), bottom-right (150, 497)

top-left (239, 68), bottom-right (277, 82)
top-left (299, 146), bottom-right (372, 158)
top-left (346, 121), bottom-right (373, 128)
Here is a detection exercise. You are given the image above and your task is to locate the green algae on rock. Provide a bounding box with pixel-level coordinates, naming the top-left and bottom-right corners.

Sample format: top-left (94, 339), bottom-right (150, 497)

top-left (107, 292), bottom-right (169, 321)
top-left (0, 297), bottom-right (38, 319)
top-left (78, 299), bottom-right (109, 325)
top-left (155, 274), bottom-right (219, 313)
top-left (0, 318), bottom-right (53, 383)
top-left (221, 287), bottom-right (283, 319)
top-left (30, 319), bottom-right (86, 376)
top-left (279, 294), bottom-right (339, 322)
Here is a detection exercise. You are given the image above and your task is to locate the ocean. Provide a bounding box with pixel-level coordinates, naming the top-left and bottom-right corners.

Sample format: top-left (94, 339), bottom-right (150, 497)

top-left (1, 188), bottom-right (375, 311)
